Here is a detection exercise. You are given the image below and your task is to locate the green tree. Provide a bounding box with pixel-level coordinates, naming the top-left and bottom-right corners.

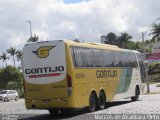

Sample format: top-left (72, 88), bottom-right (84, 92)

top-left (117, 32), bottom-right (132, 48)
top-left (0, 53), bottom-right (9, 67)
top-left (144, 40), bottom-right (151, 45)
top-left (150, 23), bottom-right (160, 42)
top-left (16, 50), bottom-right (22, 69)
top-left (7, 47), bottom-right (16, 67)
top-left (125, 40), bottom-right (135, 49)
top-left (134, 41), bottom-right (142, 52)
top-left (0, 68), bottom-right (5, 89)
top-left (150, 38), bottom-right (156, 43)
top-left (105, 32), bottom-right (117, 45)
top-left (27, 34), bottom-right (39, 42)
top-left (0, 66), bottom-right (23, 89)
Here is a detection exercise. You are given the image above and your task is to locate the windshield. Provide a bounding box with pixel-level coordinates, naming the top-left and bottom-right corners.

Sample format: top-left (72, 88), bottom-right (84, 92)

top-left (0, 91), bottom-right (7, 94)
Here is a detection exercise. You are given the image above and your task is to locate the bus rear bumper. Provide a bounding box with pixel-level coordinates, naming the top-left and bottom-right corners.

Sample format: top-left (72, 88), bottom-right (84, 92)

top-left (25, 98), bottom-right (74, 109)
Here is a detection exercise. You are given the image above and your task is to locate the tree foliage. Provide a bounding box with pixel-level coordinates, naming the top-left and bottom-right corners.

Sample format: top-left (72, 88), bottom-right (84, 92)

top-left (0, 53), bottom-right (9, 67)
top-left (7, 47), bottom-right (16, 67)
top-left (16, 50), bottom-right (22, 69)
top-left (103, 32), bottom-right (140, 50)
top-left (0, 66), bottom-right (23, 90)
top-left (0, 48), bottom-right (23, 68)
top-left (150, 23), bottom-right (160, 42)
top-left (105, 32), bottom-right (117, 45)
top-left (27, 34), bottom-right (39, 42)
top-left (117, 32), bottom-right (133, 48)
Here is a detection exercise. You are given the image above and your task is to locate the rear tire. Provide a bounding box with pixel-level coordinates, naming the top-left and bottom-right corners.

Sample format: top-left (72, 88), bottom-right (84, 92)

top-left (98, 91), bottom-right (106, 110)
top-left (61, 108), bottom-right (74, 115)
top-left (48, 109), bottom-right (60, 116)
top-left (15, 96), bottom-right (18, 101)
top-left (131, 86), bottom-right (140, 101)
top-left (4, 97), bottom-right (8, 102)
top-left (89, 92), bottom-right (98, 112)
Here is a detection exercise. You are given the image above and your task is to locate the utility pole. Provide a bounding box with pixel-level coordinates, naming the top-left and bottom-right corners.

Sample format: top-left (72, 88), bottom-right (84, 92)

top-left (142, 18), bottom-right (160, 93)
top-left (142, 32), bottom-right (150, 93)
top-left (25, 20), bottom-right (32, 38)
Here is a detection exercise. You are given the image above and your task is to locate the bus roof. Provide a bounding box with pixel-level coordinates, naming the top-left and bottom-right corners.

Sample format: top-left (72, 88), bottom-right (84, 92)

top-left (63, 40), bottom-right (140, 53)
top-left (24, 39), bottom-right (141, 53)
top-left (63, 40), bottom-right (121, 51)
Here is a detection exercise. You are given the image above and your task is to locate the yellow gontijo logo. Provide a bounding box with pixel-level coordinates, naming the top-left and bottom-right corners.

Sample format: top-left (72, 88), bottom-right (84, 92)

top-left (32, 46), bottom-right (55, 58)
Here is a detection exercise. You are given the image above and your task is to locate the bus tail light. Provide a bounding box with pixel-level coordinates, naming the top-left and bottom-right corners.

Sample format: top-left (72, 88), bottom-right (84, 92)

top-left (67, 74), bottom-right (72, 96)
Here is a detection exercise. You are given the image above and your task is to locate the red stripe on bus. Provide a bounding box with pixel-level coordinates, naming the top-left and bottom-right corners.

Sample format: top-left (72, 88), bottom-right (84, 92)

top-left (29, 73), bottom-right (61, 78)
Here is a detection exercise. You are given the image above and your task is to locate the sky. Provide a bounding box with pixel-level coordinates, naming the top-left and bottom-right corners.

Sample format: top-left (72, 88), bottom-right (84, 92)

top-left (64, 0), bottom-right (84, 4)
top-left (0, 0), bottom-right (160, 67)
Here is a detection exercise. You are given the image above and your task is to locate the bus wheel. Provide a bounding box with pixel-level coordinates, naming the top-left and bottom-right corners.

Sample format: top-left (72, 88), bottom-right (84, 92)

top-left (4, 97), bottom-right (8, 102)
top-left (89, 92), bottom-right (97, 112)
top-left (98, 91), bottom-right (106, 110)
top-left (48, 109), bottom-right (60, 116)
top-left (15, 96), bottom-right (18, 101)
top-left (61, 108), bottom-right (74, 115)
top-left (131, 86), bottom-right (140, 101)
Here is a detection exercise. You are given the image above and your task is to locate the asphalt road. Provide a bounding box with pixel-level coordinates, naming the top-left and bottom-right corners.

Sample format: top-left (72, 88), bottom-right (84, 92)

top-left (0, 94), bottom-right (160, 120)
top-left (0, 84), bottom-right (160, 120)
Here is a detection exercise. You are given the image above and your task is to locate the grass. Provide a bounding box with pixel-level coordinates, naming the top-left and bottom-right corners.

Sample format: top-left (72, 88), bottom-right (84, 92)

top-left (148, 73), bottom-right (160, 82)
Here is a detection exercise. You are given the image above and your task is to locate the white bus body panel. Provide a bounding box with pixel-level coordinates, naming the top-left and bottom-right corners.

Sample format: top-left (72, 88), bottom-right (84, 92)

top-left (113, 68), bottom-right (141, 100)
top-left (23, 41), bottom-right (66, 84)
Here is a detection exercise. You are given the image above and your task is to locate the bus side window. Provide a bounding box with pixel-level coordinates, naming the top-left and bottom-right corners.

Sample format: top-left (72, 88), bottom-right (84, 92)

top-left (74, 47), bottom-right (84, 67)
top-left (71, 47), bottom-right (77, 67)
top-left (73, 47), bottom-right (93, 67)
top-left (81, 48), bottom-right (92, 67)
top-left (129, 53), bottom-right (138, 67)
top-left (92, 49), bottom-right (104, 67)
top-left (112, 51), bottom-right (121, 67)
top-left (103, 50), bottom-right (114, 67)
top-left (137, 54), bottom-right (146, 83)
top-left (121, 52), bottom-right (129, 67)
